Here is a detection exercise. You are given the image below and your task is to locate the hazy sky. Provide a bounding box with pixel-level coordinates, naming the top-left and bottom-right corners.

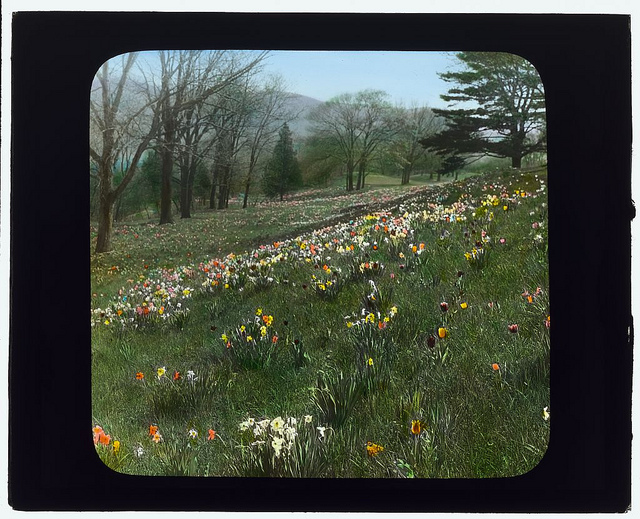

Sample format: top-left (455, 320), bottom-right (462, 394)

top-left (261, 50), bottom-right (460, 109)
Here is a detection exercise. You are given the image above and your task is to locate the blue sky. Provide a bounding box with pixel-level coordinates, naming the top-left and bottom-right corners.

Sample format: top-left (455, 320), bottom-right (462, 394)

top-left (261, 50), bottom-right (460, 109)
top-left (131, 50), bottom-right (462, 109)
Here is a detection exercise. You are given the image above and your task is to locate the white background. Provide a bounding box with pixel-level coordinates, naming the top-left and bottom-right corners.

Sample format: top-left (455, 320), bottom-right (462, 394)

top-left (1, 1), bottom-right (637, 518)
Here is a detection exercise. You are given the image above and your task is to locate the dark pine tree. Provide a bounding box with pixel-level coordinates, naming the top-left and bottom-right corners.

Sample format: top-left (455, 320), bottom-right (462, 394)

top-left (262, 123), bottom-right (302, 201)
top-left (420, 52), bottom-right (546, 169)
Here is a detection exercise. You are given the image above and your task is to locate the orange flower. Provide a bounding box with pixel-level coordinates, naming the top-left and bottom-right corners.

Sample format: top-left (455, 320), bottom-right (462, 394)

top-left (272, 335), bottom-right (279, 344)
top-left (412, 245), bottom-right (417, 253)
top-left (99, 433), bottom-right (111, 446)
top-left (492, 363), bottom-right (500, 371)
top-left (93, 425), bottom-right (104, 445)
top-left (173, 371), bottom-right (180, 381)
top-left (208, 429), bottom-right (216, 441)
top-left (411, 420), bottom-right (422, 436)
top-left (149, 425), bottom-right (158, 437)
top-left (419, 243), bottom-right (425, 250)
top-left (135, 372), bottom-right (144, 380)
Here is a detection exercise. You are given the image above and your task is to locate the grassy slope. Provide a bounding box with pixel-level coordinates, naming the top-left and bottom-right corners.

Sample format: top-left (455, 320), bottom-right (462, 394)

top-left (91, 170), bottom-right (549, 478)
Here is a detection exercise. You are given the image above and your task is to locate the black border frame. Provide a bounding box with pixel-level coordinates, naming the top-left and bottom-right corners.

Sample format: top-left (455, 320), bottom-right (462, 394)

top-left (9, 12), bottom-right (632, 512)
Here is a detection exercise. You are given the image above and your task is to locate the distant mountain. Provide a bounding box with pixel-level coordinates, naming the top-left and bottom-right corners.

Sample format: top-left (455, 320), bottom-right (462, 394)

top-left (284, 93), bottom-right (323, 140)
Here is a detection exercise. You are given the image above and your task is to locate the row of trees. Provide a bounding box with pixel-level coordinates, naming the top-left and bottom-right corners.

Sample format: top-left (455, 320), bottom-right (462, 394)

top-left (91, 51), bottom-right (546, 254)
top-left (302, 90), bottom-right (442, 190)
top-left (300, 53), bottom-right (546, 189)
top-left (90, 50), bottom-right (297, 253)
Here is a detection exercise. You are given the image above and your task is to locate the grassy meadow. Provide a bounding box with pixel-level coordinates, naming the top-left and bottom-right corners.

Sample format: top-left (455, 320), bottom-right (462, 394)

top-left (91, 170), bottom-right (549, 478)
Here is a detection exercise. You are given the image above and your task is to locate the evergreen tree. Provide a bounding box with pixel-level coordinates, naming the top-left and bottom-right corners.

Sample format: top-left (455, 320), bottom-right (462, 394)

top-left (421, 52), bottom-right (546, 169)
top-left (262, 123), bottom-right (302, 201)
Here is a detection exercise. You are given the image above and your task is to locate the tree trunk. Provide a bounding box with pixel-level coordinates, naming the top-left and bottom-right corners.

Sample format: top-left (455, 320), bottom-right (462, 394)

top-left (242, 176), bottom-right (251, 209)
top-left (95, 191), bottom-right (114, 253)
top-left (180, 176), bottom-right (190, 219)
top-left (401, 164), bottom-right (412, 185)
top-left (217, 165), bottom-right (228, 210)
top-left (209, 183), bottom-right (217, 209)
top-left (346, 163), bottom-right (354, 191)
top-left (159, 144), bottom-right (174, 224)
top-left (511, 155), bottom-right (522, 168)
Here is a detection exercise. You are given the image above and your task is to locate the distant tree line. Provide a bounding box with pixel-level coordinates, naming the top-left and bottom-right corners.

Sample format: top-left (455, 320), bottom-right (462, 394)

top-left (90, 51), bottom-right (546, 254)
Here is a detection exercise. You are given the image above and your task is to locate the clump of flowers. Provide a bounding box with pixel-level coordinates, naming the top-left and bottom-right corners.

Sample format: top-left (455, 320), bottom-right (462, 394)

top-left (311, 264), bottom-right (343, 300)
top-left (91, 271), bottom-right (194, 329)
top-left (464, 245), bottom-right (490, 270)
top-left (93, 425), bottom-right (111, 446)
top-left (221, 308), bottom-right (281, 369)
top-left (366, 441), bottom-right (384, 457)
top-left (238, 414), bottom-right (332, 477)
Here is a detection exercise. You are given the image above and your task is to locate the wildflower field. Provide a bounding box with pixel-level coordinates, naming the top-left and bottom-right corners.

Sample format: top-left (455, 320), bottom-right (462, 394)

top-left (91, 169), bottom-right (549, 478)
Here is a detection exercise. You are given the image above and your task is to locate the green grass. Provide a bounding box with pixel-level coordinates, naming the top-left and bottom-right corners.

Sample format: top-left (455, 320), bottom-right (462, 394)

top-left (92, 169), bottom-right (549, 478)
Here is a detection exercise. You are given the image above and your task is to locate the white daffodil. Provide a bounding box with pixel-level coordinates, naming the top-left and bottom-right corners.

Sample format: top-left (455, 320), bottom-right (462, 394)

top-left (271, 436), bottom-right (285, 457)
top-left (270, 416), bottom-right (284, 433)
top-left (134, 445), bottom-right (144, 458)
